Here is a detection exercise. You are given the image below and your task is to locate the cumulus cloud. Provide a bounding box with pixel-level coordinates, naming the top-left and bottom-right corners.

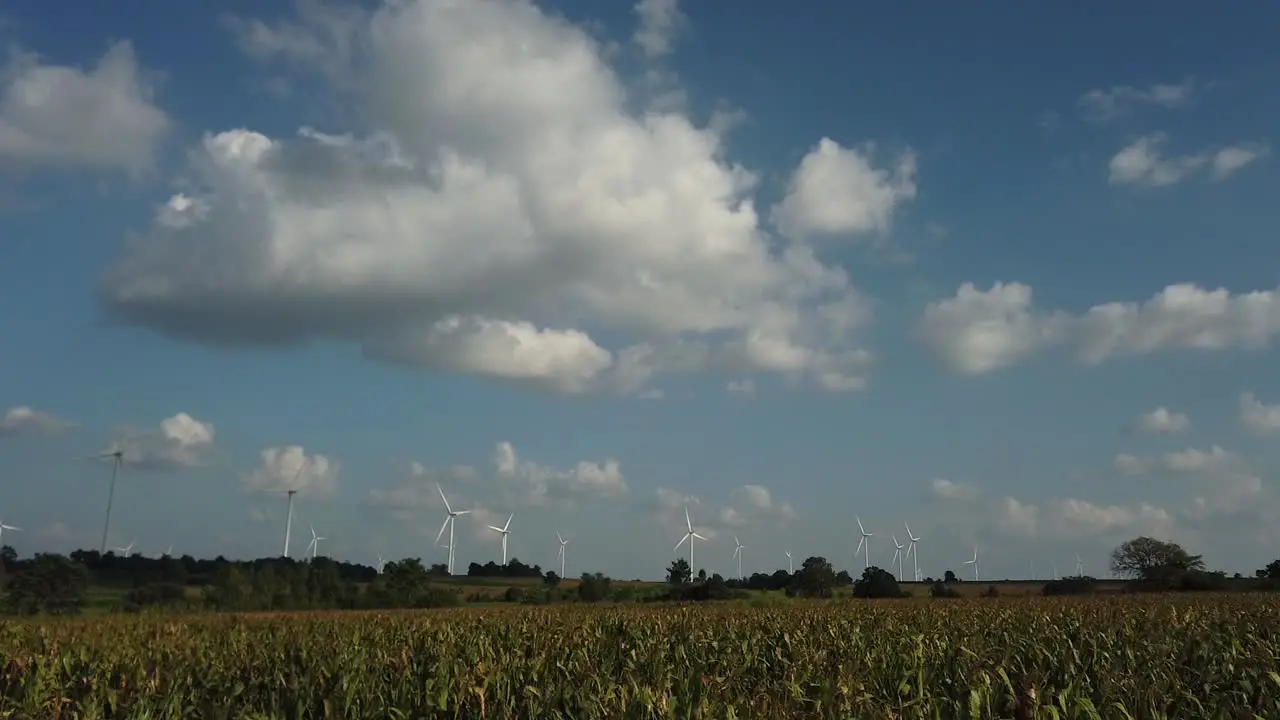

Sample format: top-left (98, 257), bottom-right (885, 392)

top-left (242, 445), bottom-right (341, 497)
top-left (1077, 76), bottom-right (1195, 124)
top-left (770, 137), bottom-right (917, 242)
top-left (0, 41), bottom-right (169, 175)
top-left (98, 0), bottom-right (883, 396)
top-left (918, 281), bottom-right (1280, 375)
top-left (97, 412), bottom-right (216, 470)
top-left (1239, 392), bottom-right (1280, 435)
top-left (491, 441), bottom-right (628, 506)
top-left (633, 0), bottom-right (685, 59)
top-left (930, 478), bottom-right (977, 501)
top-left (1135, 406), bottom-right (1189, 434)
top-left (0, 406), bottom-right (74, 436)
top-left (1108, 133), bottom-right (1267, 187)
top-left (652, 483), bottom-right (794, 541)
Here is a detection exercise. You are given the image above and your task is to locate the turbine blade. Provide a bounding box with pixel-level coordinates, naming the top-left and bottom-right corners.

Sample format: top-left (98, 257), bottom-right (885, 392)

top-left (503, 513), bottom-right (513, 531)
top-left (556, 531), bottom-right (564, 544)
top-left (454, 509), bottom-right (471, 516)
top-left (487, 525), bottom-right (504, 533)
top-left (674, 533), bottom-right (689, 551)
top-left (684, 505), bottom-right (692, 531)
top-left (856, 516), bottom-right (865, 534)
top-left (434, 516), bottom-right (450, 546)
top-left (437, 484), bottom-right (452, 513)
top-left (692, 533), bottom-right (707, 540)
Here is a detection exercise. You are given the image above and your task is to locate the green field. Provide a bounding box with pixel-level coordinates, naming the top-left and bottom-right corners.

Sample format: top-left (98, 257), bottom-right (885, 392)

top-left (3, 593), bottom-right (1278, 718)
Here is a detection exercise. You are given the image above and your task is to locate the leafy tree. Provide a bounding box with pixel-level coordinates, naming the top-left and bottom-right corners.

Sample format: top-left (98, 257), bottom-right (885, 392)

top-left (852, 566), bottom-right (903, 599)
top-left (930, 581), bottom-right (960, 598)
top-left (834, 569), bottom-right (853, 585)
top-left (1111, 537), bottom-right (1205, 582)
top-left (1256, 559), bottom-right (1280, 580)
top-left (3, 553), bottom-right (90, 615)
top-left (543, 570), bottom-right (561, 587)
top-left (578, 572), bottom-right (611, 602)
top-left (792, 556), bottom-right (837, 598)
top-left (697, 568), bottom-right (707, 583)
top-left (666, 558), bottom-right (691, 586)
top-left (944, 570), bottom-right (960, 583)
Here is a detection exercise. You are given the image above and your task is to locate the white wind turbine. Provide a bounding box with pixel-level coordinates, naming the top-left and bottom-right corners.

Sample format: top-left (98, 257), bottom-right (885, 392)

top-left (279, 458), bottom-right (309, 558)
top-left (488, 513), bottom-right (514, 565)
top-left (1075, 552), bottom-right (1084, 577)
top-left (306, 524), bottom-right (325, 560)
top-left (163, 543), bottom-right (173, 558)
top-left (785, 550), bottom-right (793, 574)
top-left (77, 440), bottom-right (133, 555)
top-left (891, 535), bottom-right (905, 580)
top-left (433, 484), bottom-right (470, 575)
top-left (964, 546), bottom-right (979, 582)
top-left (855, 516), bottom-right (873, 569)
top-left (732, 536), bottom-right (746, 579)
top-left (113, 539), bottom-right (136, 557)
top-left (904, 522), bottom-right (922, 581)
top-left (556, 532), bottom-right (570, 578)
top-left (0, 520), bottom-right (21, 545)
top-left (673, 505), bottom-right (707, 573)
top-left (376, 554), bottom-right (386, 574)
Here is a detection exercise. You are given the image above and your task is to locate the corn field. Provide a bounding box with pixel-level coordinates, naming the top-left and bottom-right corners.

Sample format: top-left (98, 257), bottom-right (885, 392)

top-left (2, 595), bottom-right (1279, 719)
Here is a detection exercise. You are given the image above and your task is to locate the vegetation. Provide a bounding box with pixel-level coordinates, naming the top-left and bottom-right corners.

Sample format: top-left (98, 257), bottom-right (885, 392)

top-left (2, 596), bottom-right (1280, 718)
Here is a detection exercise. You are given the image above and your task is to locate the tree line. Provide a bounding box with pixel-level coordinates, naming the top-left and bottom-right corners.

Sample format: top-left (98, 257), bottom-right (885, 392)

top-left (2, 536), bottom-right (1277, 615)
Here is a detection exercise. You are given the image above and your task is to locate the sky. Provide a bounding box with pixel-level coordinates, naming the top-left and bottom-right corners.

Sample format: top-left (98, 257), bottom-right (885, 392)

top-left (1, 0), bottom-right (1279, 582)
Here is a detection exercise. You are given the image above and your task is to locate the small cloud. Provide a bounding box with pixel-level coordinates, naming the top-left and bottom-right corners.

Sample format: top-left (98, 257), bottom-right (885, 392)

top-left (1077, 77), bottom-right (1196, 124)
top-left (726, 378), bottom-right (756, 398)
top-left (242, 445), bottom-right (340, 497)
top-left (1135, 406), bottom-right (1189, 434)
top-left (0, 406), bottom-right (74, 436)
top-left (1240, 392), bottom-right (1280, 435)
top-left (930, 478), bottom-right (977, 501)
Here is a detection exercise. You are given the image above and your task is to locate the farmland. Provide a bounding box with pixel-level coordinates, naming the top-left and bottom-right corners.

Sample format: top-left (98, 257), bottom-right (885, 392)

top-left (3, 595), bottom-right (1279, 719)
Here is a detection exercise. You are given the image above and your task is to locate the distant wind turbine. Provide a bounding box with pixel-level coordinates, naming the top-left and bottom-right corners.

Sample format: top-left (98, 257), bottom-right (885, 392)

top-left (433, 484), bottom-right (470, 575)
top-left (376, 554), bottom-right (386, 574)
top-left (280, 459), bottom-right (309, 558)
top-left (673, 505), bottom-right (707, 573)
top-left (1075, 552), bottom-right (1084, 577)
top-left (891, 535), bottom-right (905, 580)
top-left (855, 516), bottom-right (873, 569)
top-left (77, 439), bottom-right (135, 554)
top-left (732, 536), bottom-right (746, 579)
top-left (556, 532), bottom-right (570, 578)
top-left (785, 550), bottom-right (793, 574)
top-left (113, 539), bottom-right (136, 557)
top-left (306, 524), bottom-right (325, 560)
top-left (487, 513), bottom-right (514, 565)
top-left (964, 546), bottom-right (979, 582)
top-left (904, 522), bottom-right (921, 581)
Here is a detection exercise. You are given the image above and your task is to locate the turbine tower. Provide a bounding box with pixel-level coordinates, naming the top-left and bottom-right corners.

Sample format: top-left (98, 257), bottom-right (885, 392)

top-left (433, 484), bottom-right (470, 575)
top-left (964, 546), bottom-right (979, 582)
top-left (1075, 552), bottom-right (1084, 577)
top-left (733, 536), bottom-right (746, 579)
top-left (280, 459), bottom-right (307, 558)
top-left (556, 532), bottom-right (570, 578)
top-left (891, 535), bottom-right (905, 580)
top-left (785, 550), bottom-right (793, 574)
top-left (904, 522), bottom-right (921, 581)
top-left (0, 520), bottom-right (21, 544)
top-left (78, 446), bottom-right (128, 554)
top-left (306, 524), bottom-right (325, 560)
top-left (487, 513), bottom-right (514, 565)
top-left (855, 516), bottom-right (873, 569)
top-left (673, 505), bottom-right (707, 573)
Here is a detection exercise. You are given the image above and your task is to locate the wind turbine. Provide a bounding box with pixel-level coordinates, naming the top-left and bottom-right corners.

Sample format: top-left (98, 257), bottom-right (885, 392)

top-left (855, 516), bottom-right (873, 569)
top-left (1075, 552), bottom-right (1084, 577)
top-left (964, 546), bottom-right (979, 582)
top-left (433, 484), bottom-right (470, 575)
top-left (673, 505), bottom-right (707, 573)
top-left (113, 539), bottom-right (136, 557)
top-left (556, 532), bottom-right (570, 578)
top-left (0, 520), bottom-right (21, 544)
top-left (785, 550), bottom-right (793, 574)
top-left (279, 458), bottom-right (309, 558)
top-left (77, 445), bottom-right (128, 554)
top-left (376, 554), bottom-right (386, 574)
top-left (904, 522), bottom-right (921, 581)
top-left (487, 513), bottom-right (514, 565)
top-left (306, 524), bottom-right (325, 560)
top-left (732, 536), bottom-right (746, 579)
top-left (891, 535), bottom-right (905, 580)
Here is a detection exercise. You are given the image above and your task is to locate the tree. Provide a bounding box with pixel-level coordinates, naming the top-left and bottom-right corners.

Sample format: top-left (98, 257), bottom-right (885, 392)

top-left (666, 558), bottom-right (691, 586)
top-left (1111, 537), bottom-right (1204, 582)
top-left (944, 570), bottom-right (960, 583)
top-left (3, 553), bottom-right (90, 615)
top-left (543, 570), bottom-right (561, 587)
top-left (792, 556), bottom-right (837, 598)
top-left (578, 572), bottom-right (611, 602)
top-left (1256, 559), bottom-right (1280, 580)
top-left (852, 566), bottom-right (903, 599)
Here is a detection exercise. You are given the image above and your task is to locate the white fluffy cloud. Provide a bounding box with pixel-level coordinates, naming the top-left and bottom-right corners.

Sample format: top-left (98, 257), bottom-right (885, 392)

top-left (1135, 406), bottom-right (1189, 434)
top-left (1108, 133), bottom-right (1268, 187)
top-left (770, 137), bottom-right (917, 242)
top-left (653, 483), bottom-right (794, 541)
top-left (633, 0), bottom-right (685, 59)
top-left (0, 41), bottom-right (169, 175)
top-left (369, 441), bottom-right (627, 519)
top-left (1239, 392), bottom-right (1280, 435)
top-left (98, 0), bottom-right (885, 397)
top-left (930, 478), bottom-right (977, 501)
top-left (938, 480), bottom-right (1176, 542)
top-left (0, 406), bottom-right (73, 436)
top-left (918, 281), bottom-right (1280, 375)
top-left (99, 412), bottom-right (216, 470)
top-left (242, 445), bottom-right (341, 497)
top-left (1077, 77), bottom-right (1195, 124)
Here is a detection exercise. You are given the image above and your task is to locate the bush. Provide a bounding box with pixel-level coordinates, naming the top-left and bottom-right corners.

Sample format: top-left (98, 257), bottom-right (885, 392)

top-left (1043, 576), bottom-right (1097, 596)
top-left (930, 582), bottom-right (960, 599)
top-left (124, 582), bottom-right (188, 612)
top-left (503, 586), bottom-right (526, 603)
top-left (852, 567), bottom-right (905, 599)
top-left (982, 585), bottom-right (999, 598)
top-left (414, 585), bottom-right (461, 608)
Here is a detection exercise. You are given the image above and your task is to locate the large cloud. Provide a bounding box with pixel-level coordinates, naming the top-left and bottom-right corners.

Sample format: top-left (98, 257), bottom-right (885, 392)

top-left (96, 412), bottom-right (216, 471)
top-left (918, 281), bottom-right (1280, 375)
top-left (0, 41), bottom-right (169, 175)
top-left (242, 445), bottom-right (341, 497)
top-left (98, 0), bottom-right (896, 396)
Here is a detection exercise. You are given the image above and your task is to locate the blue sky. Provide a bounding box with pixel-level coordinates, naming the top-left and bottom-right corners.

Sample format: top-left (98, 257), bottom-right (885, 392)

top-left (2, 0), bottom-right (1279, 581)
